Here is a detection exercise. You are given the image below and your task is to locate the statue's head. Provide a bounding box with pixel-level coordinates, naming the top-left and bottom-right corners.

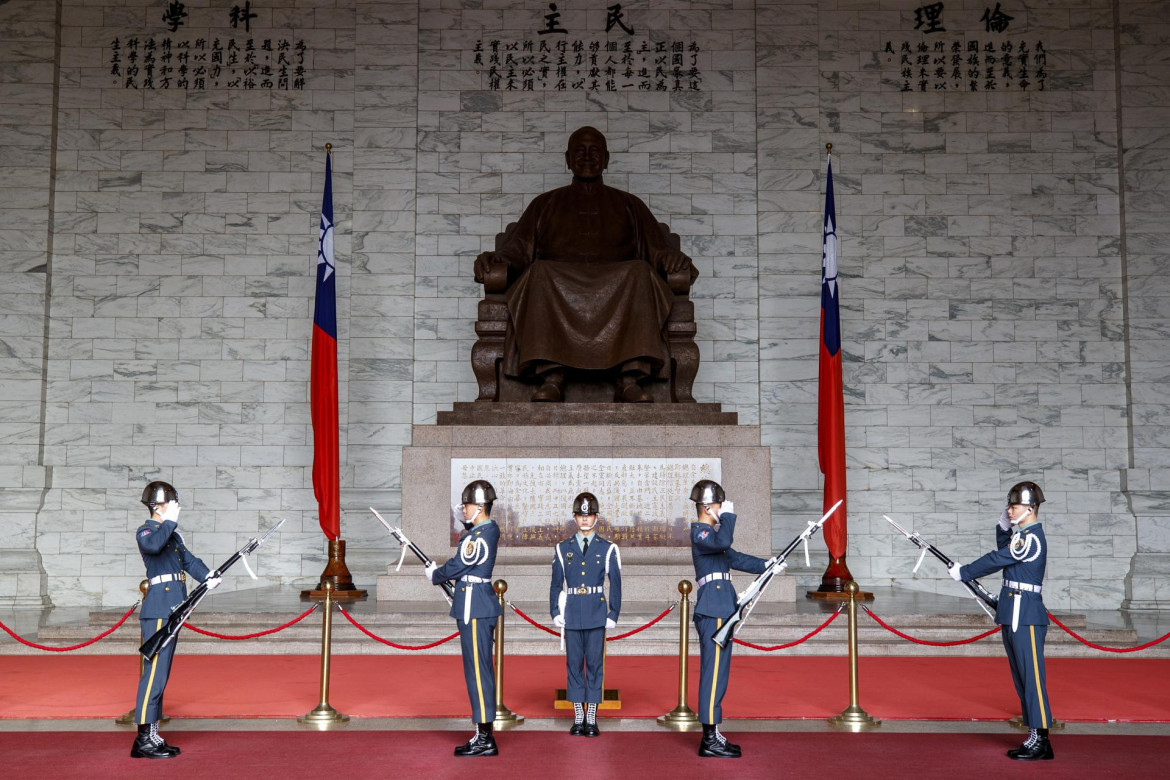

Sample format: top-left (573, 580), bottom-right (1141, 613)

top-left (565, 126), bottom-right (609, 182)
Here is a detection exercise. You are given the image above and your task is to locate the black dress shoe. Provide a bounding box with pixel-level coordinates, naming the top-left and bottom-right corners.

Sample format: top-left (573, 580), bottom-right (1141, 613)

top-left (131, 724), bottom-right (177, 759)
top-left (569, 722), bottom-right (585, 736)
top-left (454, 723), bottom-right (498, 757)
top-left (698, 725), bottom-right (740, 758)
top-left (583, 722), bottom-right (600, 737)
top-left (1010, 735), bottom-right (1053, 761)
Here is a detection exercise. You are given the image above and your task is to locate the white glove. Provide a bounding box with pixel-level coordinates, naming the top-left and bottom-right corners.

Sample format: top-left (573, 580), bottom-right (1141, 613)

top-left (948, 563), bottom-right (963, 582)
top-left (424, 562), bottom-right (438, 582)
top-left (767, 556), bottom-right (787, 572)
top-left (719, 499), bottom-right (735, 518)
top-left (998, 509), bottom-right (1011, 532)
top-left (553, 614), bottom-right (565, 628)
top-left (606, 617), bottom-right (617, 630)
top-left (161, 502), bottom-right (181, 523)
top-left (204, 575), bottom-right (221, 590)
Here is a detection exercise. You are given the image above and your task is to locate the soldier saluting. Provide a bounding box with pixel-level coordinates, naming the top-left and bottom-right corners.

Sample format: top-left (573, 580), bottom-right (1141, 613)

top-left (131, 481), bottom-right (220, 759)
top-left (949, 481), bottom-right (1055, 761)
top-left (425, 480), bottom-right (502, 757)
top-left (549, 492), bottom-right (622, 736)
top-left (689, 480), bottom-right (773, 758)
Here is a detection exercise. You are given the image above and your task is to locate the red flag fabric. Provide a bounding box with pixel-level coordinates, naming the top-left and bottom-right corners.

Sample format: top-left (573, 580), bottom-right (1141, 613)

top-left (311, 151), bottom-right (340, 540)
top-left (818, 153), bottom-right (847, 559)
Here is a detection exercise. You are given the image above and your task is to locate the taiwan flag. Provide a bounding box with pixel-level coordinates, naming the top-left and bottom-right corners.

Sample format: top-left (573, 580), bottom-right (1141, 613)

top-left (819, 151), bottom-right (847, 561)
top-left (311, 149), bottom-right (340, 540)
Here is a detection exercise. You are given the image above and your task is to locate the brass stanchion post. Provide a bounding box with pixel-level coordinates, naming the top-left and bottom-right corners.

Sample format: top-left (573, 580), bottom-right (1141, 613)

top-left (298, 581), bottom-right (349, 728)
top-left (828, 581), bottom-right (880, 731)
top-left (492, 579), bottom-right (524, 729)
top-left (657, 580), bottom-right (699, 730)
top-left (117, 580), bottom-right (169, 726)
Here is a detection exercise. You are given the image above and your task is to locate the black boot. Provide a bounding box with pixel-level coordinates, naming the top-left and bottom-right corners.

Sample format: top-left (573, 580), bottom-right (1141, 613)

top-left (1008, 728), bottom-right (1054, 761)
top-left (130, 723), bottom-right (178, 759)
top-left (569, 702), bottom-right (585, 736)
top-left (454, 722), bottom-right (498, 757)
top-left (698, 724), bottom-right (741, 758)
top-left (583, 703), bottom-right (600, 737)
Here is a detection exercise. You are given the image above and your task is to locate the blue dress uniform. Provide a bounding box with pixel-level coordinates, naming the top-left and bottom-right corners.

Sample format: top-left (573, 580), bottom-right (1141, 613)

top-left (430, 519), bottom-right (502, 724)
top-left (960, 521), bottom-right (1052, 731)
top-left (134, 517), bottom-right (211, 725)
top-left (550, 533), bottom-right (622, 704)
top-left (691, 513), bottom-right (768, 725)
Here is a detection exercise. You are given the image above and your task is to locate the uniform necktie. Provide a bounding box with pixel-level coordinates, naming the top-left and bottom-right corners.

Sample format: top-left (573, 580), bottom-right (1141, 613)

top-left (582, 538), bottom-right (589, 555)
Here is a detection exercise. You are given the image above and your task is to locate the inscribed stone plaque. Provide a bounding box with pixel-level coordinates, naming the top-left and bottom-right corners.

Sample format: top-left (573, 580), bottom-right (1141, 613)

top-left (450, 458), bottom-right (721, 547)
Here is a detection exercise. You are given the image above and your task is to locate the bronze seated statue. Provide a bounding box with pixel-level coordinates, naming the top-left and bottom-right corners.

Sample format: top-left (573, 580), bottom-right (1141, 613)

top-left (471, 126), bottom-right (700, 404)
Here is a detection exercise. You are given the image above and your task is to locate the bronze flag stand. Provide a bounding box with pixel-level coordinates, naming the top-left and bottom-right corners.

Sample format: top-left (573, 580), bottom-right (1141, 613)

top-left (301, 538), bottom-right (367, 602)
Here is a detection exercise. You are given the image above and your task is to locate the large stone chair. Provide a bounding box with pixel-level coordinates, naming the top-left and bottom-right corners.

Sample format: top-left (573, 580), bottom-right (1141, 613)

top-left (472, 221), bottom-right (699, 404)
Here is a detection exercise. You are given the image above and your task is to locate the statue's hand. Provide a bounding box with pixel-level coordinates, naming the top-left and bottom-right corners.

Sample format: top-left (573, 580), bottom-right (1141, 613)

top-left (659, 250), bottom-right (692, 275)
top-left (474, 251), bottom-right (506, 283)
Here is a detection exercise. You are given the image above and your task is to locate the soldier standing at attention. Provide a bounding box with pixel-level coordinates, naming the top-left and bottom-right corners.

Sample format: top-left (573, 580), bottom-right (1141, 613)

top-left (426, 480), bottom-right (502, 757)
top-left (689, 480), bottom-right (773, 758)
top-left (550, 492), bottom-right (622, 736)
top-left (132, 481), bottom-right (220, 759)
top-left (949, 481), bottom-right (1055, 761)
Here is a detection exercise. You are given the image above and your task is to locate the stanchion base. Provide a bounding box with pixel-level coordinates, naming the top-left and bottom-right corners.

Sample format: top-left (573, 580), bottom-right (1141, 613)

top-left (554, 688), bottom-right (621, 710)
top-left (1009, 716), bottom-right (1064, 731)
top-left (493, 707), bottom-right (525, 730)
top-left (298, 705), bottom-right (350, 729)
top-left (657, 706), bottom-right (701, 731)
top-left (115, 710), bottom-right (169, 726)
top-left (828, 706), bottom-right (881, 731)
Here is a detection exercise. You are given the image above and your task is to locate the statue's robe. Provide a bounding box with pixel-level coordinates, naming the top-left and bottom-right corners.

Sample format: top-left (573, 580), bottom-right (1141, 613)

top-left (498, 178), bottom-right (696, 378)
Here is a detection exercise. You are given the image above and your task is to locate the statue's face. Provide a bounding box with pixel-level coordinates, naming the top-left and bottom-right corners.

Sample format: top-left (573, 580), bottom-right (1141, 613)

top-left (565, 131), bottom-right (609, 181)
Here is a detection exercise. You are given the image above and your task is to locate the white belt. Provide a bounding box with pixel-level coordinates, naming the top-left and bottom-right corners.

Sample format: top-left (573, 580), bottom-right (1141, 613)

top-left (697, 572), bottom-right (731, 587)
top-left (461, 575), bottom-right (490, 584)
top-left (567, 586), bottom-right (604, 595)
top-left (148, 573), bottom-right (181, 586)
top-left (1004, 580), bottom-right (1041, 594)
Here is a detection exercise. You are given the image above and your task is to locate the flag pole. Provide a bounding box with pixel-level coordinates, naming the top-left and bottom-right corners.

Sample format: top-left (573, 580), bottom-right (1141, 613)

top-left (808, 143), bottom-right (871, 601)
top-left (302, 143), bottom-right (366, 603)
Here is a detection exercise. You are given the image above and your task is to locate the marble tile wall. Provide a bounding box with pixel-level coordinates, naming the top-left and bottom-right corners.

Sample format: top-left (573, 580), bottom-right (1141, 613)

top-left (0, 0), bottom-right (1163, 611)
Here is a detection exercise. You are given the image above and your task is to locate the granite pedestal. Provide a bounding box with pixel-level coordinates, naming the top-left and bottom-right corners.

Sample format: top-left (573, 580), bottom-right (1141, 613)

top-left (377, 413), bottom-right (792, 606)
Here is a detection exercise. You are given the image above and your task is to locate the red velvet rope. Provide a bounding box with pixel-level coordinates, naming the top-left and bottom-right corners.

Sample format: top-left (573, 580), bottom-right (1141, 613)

top-left (508, 602), bottom-right (677, 642)
top-left (732, 605), bottom-right (843, 651)
top-left (0, 602), bottom-right (139, 652)
top-left (185, 605), bottom-right (318, 640)
top-left (337, 605), bottom-right (460, 650)
top-left (864, 606), bottom-right (1001, 646)
top-left (1047, 610), bottom-right (1170, 653)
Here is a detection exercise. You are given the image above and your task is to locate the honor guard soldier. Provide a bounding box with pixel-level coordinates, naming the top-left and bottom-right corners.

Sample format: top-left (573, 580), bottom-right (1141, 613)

top-left (549, 492), bottom-right (622, 736)
top-left (426, 480), bottom-right (502, 757)
top-left (689, 480), bottom-right (773, 758)
top-left (132, 481), bottom-right (220, 759)
top-left (949, 481), bottom-right (1055, 761)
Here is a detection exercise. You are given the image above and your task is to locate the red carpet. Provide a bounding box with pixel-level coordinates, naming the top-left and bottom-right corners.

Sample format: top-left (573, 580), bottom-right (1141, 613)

top-left (2, 731), bottom-right (1168, 779)
top-left (2, 655), bottom-right (1168, 722)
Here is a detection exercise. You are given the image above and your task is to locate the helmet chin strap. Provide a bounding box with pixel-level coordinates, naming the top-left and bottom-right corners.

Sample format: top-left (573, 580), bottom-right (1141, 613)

top-left (1012, 506), bottom-right (1033, 526)
top-left (576, 516), bottom-right (597, 533)
top-left (462, 505), bottom-right (481, 531)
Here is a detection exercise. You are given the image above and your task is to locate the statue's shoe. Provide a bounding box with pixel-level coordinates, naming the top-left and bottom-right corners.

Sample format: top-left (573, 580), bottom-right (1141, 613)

top-left (531, 380), bottom-right (564, 402)
top-left (617, 382), bottom-right (652, 403)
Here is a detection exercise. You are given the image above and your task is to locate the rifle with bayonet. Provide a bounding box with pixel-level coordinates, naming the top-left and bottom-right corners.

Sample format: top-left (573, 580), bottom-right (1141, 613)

top-left (712, 499), bottom-right (844, 648)
top-left (884, 514), bottom-right (998, 618)
top-left (140, 518), bottom-right (286, 660)
top-left (369, 507), bottom-right (455, 604)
